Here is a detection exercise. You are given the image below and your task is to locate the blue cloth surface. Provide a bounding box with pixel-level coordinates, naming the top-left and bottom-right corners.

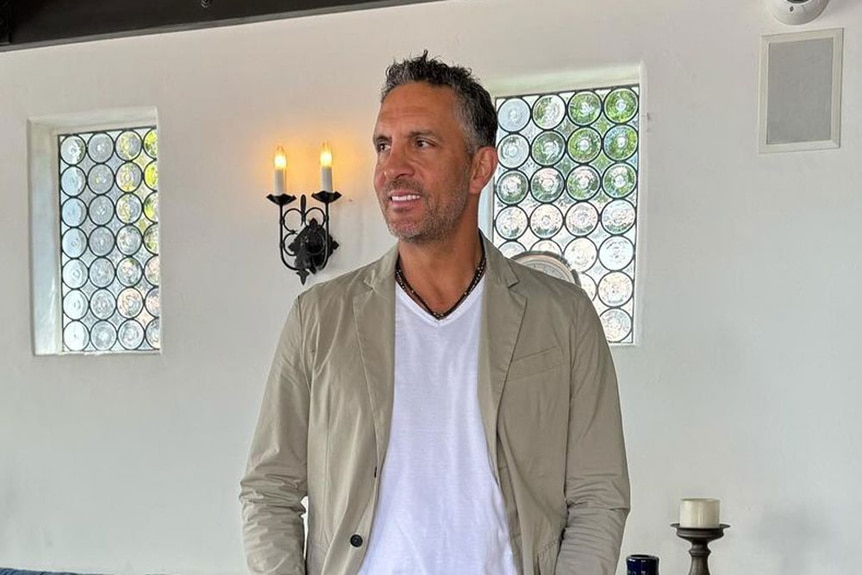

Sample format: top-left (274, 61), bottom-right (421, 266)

top-left (1, 570), bottom-right (97, 575)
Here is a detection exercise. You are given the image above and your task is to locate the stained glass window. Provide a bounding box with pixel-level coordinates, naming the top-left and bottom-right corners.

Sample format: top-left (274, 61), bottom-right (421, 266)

top-left (58, 127), bottom-right (160, 352)
top-left (492, 86), bottom-right (639, 344)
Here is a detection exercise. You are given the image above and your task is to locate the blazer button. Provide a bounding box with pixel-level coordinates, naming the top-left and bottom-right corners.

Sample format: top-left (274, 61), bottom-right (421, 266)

top-left (350, 534), bottom-right (364, 547)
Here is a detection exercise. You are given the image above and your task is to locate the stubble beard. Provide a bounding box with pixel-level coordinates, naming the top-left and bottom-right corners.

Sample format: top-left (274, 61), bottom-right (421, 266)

top-left (380, 174), bottom-right (471, 244)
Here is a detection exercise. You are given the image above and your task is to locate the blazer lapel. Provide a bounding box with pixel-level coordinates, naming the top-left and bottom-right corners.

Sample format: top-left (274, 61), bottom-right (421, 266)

top-left (478, 240), bottom-right (525, 481)
top-left (354, 246), bottom-right (398, 469)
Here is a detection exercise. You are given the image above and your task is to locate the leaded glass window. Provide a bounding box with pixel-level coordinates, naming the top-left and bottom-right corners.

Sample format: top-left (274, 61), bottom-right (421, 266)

top-left (58, 127), bottom-right (160, 352)
top-left (492, 86), bottom-right (639, 344)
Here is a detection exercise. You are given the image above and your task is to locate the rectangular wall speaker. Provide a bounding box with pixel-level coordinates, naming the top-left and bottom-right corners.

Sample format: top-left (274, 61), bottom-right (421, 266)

top-left (759, 28), bottom-right (843, 153)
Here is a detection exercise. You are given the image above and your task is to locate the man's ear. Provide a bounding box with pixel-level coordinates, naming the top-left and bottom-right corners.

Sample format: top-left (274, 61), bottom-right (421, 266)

top-left (468, 146), bottom-right (498, 197)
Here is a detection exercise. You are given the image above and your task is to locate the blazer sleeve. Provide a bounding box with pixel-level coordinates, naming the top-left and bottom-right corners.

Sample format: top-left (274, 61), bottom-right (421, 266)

top-left (556, 297), bottom-right (631, 575)
top-left (240, 298), bottom-right (310, 575)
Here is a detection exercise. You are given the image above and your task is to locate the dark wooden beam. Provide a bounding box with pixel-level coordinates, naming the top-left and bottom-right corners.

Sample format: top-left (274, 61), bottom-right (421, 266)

top-left (0, 0), bottom-right (11, 46)
top-left (1, 0), bottom-right (441, 52)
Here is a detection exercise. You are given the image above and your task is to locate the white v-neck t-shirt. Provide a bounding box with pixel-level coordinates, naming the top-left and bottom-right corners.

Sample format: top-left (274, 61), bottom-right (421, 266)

top-left (357, 278), bottom-right (518, 575)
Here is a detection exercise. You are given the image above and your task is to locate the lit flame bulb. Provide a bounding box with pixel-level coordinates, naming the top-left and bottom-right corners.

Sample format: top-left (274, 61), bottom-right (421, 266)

top-left (274, 146), bottom-right (287, 170)
top-left (320, 143), bottom-right (333, 168)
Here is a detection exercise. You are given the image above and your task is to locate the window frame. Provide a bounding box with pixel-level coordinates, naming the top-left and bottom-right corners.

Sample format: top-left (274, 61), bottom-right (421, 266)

top-left (481, 66), bottom-right (644, 345)
top-left (29, 107), bottom-right (159, 355)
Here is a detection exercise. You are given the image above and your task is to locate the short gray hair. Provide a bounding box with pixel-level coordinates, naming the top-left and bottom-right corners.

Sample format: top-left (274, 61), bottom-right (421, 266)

top-left (381, 51), bottom-right (498, 154)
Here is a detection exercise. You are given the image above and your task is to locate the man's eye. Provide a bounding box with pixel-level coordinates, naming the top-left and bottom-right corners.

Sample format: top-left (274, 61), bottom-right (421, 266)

top-left (375, 142), bottom-right (390, 153)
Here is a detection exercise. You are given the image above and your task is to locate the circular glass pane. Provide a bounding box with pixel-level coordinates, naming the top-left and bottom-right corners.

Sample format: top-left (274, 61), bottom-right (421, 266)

top-left (498, 98), bottom-right (531, 132)
top-left (598, 271), bottom-right (634, 306)
top-left (88, 164), bottom-right (114, 194)
top-left (532, 95), bottom-right (566, 129)
top-left (602, 200), bottom-right (636, 234)
top-left (579, 272), bottom-right (597, 301)
top-left (116, 162), bottom-right (142, 192)
top-left (61, 197), bottom-right (87, 227)
top-left (62, 259), bottom-right (87, 289)
top-left (143, 130), bottom-right (158, 159)
top-left (498, 134), bottom-right (529, 169)
top-left (63, 289), bottom-right (88, 320)
top-left (117, 193), bottom-right (143, 223)
top-left (145, 256), bottom-right (160, 285)
top-left (118, 320), bottom-right (144, 350)
top-left (564, 238), bottom-right (598, 272)
top-left (60, 136), bottom-right (86, 165)
top-left (599, 236), bottom-right (635, 271)
top-left (118, 287), bottom-right (144, 318)
top-left (143, 193), bottom-right (159, 223)
top-left (89, 257), bottom-right (115, 288)
top-left (91, 321), bottom-right (117, 351)
top-left (89, 195), bottom-right (114, 225)
top-left (531, 239), bottom-right (562, 256)
top-left (116, 131), bottom-right (143, 161)
top-left (145, 287), bottom-right (160, 317)
top-left (61, 166), bottom-right (86, 196)
top-left (604, 125), bottom-right (638, 161)
top-left (600, 308), bottom-right (632, 343)
top-left (568, 91), bottom-right (602, 125)
top-left (499, 241), bottom-right (526, 258)
top-left (566, 166), bottom-right (600, 200)
top-left (531, 131), bottom-right (565, 166)
top-left (146, 319), bottom-right (161, 349)
top-left (605, 88), bottom-right (638, 123)
top-left (530, 168), bottom-right (564, 203)
top-left (568, 128), bottom-right (602, 163)
top-left (144, 162), bottom-right (159, 190)
top-left (602, 163), bottom-right (637, 198)
top-left (63, 321), bottom-right (89, 352)
top-left (117, 257), bottom-right (143, 287)
top-left (566, 203), bottom-right (599, 236)
top-left (496, 171), bottom-right (528, 205)
top-left (89, 226), bottom-right (115, 257)
top-left (90, 289), bottom-right (116, 320)
top-left (88, 133), bottom-right (114, 163)
top-left (143, 224), bottom-right (159, 254)
top-left (117, 225), bottom-right (143, 255)
top-left (144, 162), bottom-right (158, 190)
top-left (61, 228), bottom-right (87, 258)
top-left (530, 204), bottom-right (563, 239)
top-left (495, 206), bottom-right (528, 240)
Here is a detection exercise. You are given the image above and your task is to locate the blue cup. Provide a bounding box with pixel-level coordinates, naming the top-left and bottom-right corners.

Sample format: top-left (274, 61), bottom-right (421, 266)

top-left (626, 554), bottom-right (659, 575)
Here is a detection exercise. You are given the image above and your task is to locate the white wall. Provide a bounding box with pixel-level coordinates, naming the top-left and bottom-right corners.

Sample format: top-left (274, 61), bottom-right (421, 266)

top-left (1, 0), bottom-right (860, 573)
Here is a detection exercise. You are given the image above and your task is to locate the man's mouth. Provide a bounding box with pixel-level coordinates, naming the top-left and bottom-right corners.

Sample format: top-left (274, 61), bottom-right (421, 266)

top-left (383, 178), bottom-right (423, 204)
top-left (390, 193), bottom-right (421, 203)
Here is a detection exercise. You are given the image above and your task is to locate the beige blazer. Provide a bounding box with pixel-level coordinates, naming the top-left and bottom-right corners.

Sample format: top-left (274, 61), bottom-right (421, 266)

top-left (240, 237), bottom-right (630, 575)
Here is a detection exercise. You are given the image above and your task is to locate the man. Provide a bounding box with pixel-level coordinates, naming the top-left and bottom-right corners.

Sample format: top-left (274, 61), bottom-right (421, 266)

top-left (240, 53), bottom-right (630, 575)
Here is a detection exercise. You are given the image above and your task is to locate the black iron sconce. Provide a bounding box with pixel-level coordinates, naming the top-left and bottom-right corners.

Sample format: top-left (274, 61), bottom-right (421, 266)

top-left (266, 145), bottom-right (341, 284)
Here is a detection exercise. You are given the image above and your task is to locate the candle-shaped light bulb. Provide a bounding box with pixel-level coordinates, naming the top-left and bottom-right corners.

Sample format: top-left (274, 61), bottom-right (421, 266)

top-left (273, 146), bottom-right (287, 194)
top-left (320, 142), bottom-right (333, 192)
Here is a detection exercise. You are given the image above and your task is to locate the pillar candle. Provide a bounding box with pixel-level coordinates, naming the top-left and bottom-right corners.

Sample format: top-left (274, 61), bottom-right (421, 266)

top-left (679, 498), bottom-right (720, 528)
top-left (273, 146), bottom-right (287, 194)
top-left (320, 142), bottom-right (333, 192)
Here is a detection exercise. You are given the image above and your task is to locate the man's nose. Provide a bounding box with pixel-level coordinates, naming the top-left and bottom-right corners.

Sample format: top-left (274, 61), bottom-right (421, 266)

top-left (381, 143), bottom-right (413, 181)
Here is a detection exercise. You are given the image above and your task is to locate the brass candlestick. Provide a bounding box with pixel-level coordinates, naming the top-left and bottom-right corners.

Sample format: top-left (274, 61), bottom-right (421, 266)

top-left (671, 523), bottom-right (729, 575)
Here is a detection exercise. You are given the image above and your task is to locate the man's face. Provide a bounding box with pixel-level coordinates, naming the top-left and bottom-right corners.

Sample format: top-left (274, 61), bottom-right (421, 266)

top-left (372, 82), bottom-right (481, 244)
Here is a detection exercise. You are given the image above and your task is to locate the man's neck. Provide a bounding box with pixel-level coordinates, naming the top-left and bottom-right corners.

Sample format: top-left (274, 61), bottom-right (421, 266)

top-left (396, 233), bottom-right (484, 314)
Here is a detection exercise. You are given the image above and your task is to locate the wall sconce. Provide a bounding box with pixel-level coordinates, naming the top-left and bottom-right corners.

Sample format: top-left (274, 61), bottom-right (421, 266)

top-left (266, 143), bottom-right (341, 284)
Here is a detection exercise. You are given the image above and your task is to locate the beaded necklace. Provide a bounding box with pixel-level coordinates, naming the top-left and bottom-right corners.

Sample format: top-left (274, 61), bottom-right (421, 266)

top-left (394, 246), bottom-right (487, 320)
